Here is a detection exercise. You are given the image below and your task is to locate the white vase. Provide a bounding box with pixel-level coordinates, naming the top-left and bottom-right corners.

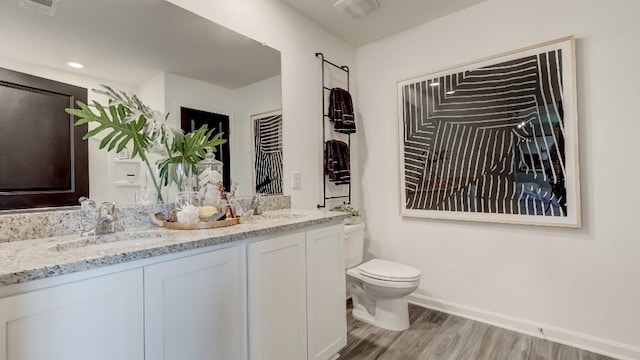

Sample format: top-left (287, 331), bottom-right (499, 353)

top-left (167, 163), bottom-right (199, 206)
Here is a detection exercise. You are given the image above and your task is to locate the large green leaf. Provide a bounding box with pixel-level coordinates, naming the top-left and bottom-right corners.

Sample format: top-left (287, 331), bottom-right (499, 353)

top-left (66, 100), bottom-right (151, 157)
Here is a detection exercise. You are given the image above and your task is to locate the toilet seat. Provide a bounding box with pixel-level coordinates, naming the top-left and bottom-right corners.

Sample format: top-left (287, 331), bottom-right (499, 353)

top-left (358, 259), bottom-right (421, 282)
top-left (347, 267), bottom-right (419, 289)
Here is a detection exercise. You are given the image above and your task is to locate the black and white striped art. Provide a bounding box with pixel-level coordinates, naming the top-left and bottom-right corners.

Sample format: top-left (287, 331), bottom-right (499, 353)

top-left (398, 37), bottom-right (580, 227)
top-left (252, 110), bottom-right (283, 195)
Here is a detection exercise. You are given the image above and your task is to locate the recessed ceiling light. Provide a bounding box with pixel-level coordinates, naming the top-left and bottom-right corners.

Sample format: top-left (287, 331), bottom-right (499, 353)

top-left (68, 62), bottom-right (84, 69)
top-left (446, 90), bottom-right (455, 95)
top-left (430, 82), bottom-right (440, 87)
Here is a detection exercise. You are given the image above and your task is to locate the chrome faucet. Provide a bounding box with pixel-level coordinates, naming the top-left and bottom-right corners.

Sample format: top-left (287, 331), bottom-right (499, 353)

top-left (78, 196), bottom-right (95, 210)
top-left (81, 201), bottom-right (124, 236)
top-left (96, 202), bottom-right (123, 234)
top-left (250, 194), bottom-right (264, 215)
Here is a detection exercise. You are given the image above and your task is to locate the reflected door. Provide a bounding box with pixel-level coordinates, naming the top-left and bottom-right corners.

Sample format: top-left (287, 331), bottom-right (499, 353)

top-left (181, 107), bottom-right (231, 190)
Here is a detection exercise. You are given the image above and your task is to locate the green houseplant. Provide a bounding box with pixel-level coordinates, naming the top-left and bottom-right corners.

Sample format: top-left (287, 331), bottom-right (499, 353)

top-left (330, 204), bottom-right (361, 224)
top-left (66, 85), bottom-right (226, 203)
top-left (157, 125), bottom-right (225, 189)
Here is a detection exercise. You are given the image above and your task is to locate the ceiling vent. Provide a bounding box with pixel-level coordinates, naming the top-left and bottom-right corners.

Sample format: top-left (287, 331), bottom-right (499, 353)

top-left (334, 0), bottom-right (379, 18)
top-left (19, 0), bottom-right (60, 16)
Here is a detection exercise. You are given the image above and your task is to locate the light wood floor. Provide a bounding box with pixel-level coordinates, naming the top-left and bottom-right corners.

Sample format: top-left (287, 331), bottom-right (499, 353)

top-left (339, 303), bottom-right (616, 360)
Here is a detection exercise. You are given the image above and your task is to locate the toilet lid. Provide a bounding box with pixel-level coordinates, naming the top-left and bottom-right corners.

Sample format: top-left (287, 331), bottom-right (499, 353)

top-left (358, 259), bottom-right (421, 282)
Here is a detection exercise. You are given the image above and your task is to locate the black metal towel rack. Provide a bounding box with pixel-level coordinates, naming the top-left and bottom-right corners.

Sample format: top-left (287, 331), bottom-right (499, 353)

top-left (316, 52), bottom-right (351, 208)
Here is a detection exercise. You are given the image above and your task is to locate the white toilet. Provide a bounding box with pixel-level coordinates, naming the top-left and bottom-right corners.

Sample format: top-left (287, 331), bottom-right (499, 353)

top-left (344, 222), bottom-right (421, 331)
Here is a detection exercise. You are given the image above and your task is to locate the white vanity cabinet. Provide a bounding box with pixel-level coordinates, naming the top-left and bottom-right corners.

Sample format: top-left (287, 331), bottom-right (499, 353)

top-left (144, 245), bottom-right (244, 360)
top-left (0, 220), bottom-right (346, 360)
top-left (0, 269), bottom-right (144, 360)
top-left (248, 232), bottom-right (308, 360)
top-left (247, 224), bottom-right (346, 360)
top-left (305, 225), bottom-right (347, 360)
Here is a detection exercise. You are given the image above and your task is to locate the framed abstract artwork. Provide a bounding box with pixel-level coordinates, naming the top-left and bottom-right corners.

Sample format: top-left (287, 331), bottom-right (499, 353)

top-left (251, 109), bottom-right (283, 195)
top-left (397, 36), bottom-right (580, 227)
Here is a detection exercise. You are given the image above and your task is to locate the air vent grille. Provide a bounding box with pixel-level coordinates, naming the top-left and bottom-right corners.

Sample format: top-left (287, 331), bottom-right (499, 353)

top-left (31, 0), bottom-right (54, 6)
top-left (334, 0), bottom-right (379, 18)
top-left (19, 0), bottom-right (60, 16)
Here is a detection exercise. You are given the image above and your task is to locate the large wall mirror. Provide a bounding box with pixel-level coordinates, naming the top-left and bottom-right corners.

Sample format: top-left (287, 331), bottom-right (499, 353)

top-left (0, 0), bottom-right (282, 210)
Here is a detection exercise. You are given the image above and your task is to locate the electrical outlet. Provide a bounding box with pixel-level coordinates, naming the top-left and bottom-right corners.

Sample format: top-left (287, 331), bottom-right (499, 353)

top-left (292, 171), bottom-right (301, 189)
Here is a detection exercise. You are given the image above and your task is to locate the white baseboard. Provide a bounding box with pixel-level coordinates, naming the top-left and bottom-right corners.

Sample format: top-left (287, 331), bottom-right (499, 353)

top-left (408, 293), bottom-right (640, 360)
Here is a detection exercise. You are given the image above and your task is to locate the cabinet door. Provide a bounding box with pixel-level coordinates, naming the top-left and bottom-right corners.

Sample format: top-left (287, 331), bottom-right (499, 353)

top-left (306, 225), bottom-right (347, 360)
top-left (144, 246), bottom-right (243, 360)
top-left (248, 232), bottom-right (307, 360)
top-left (0, 269), bottom-right (143, 360)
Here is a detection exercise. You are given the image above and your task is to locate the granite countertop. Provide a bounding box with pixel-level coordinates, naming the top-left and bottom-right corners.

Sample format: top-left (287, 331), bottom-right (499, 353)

top-left (0, 209), bottom-right (349, 288)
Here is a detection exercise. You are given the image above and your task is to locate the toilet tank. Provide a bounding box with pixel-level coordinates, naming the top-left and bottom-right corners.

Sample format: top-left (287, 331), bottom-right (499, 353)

top-left (344, 222), bottom-right (365, 269)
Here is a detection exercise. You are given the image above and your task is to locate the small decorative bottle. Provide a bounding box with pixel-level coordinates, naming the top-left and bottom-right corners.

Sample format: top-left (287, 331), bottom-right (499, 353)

top-left (197, 147), bottom-right (224, 206)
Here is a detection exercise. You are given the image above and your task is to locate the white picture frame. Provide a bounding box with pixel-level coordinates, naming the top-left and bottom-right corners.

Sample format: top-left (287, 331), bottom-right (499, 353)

top-left (251, 109), bottom-right (283, 195)
top-left (397, 36), bottom-right (580, 227)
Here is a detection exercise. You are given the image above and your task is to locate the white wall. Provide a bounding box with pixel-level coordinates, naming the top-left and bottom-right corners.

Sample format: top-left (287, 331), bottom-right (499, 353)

top-left (163, 72), bottom-right (234, 128)
top-left (0, 58), bottom-right (134, 103)
top-left (356, 0), bottom-right (640, 358)
top-left (138, 72), bottom-right (166, 113)
top-left (167, 0), bottom-right (357, 209)
top-left (232, 75), bottom-right (282, 195)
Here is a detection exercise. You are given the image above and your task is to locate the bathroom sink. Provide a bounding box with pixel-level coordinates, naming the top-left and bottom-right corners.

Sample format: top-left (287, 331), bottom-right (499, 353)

top-left (256, 212), bottom-right (307, 220)
top-left (50, 229), bottom-right (170, 252)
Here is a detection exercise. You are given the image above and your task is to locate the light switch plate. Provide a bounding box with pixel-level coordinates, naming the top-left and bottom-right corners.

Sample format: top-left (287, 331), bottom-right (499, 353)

top-left (292, 171), bottom-right (301, 189)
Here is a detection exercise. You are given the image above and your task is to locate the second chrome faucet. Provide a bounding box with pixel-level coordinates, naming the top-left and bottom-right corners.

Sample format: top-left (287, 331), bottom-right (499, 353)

top-left (81, 200), bottom-right (124, 236)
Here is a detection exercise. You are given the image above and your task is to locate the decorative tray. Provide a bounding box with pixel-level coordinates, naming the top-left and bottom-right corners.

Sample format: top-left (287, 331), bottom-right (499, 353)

top-left (162, 218), bottom-right (240, 230)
